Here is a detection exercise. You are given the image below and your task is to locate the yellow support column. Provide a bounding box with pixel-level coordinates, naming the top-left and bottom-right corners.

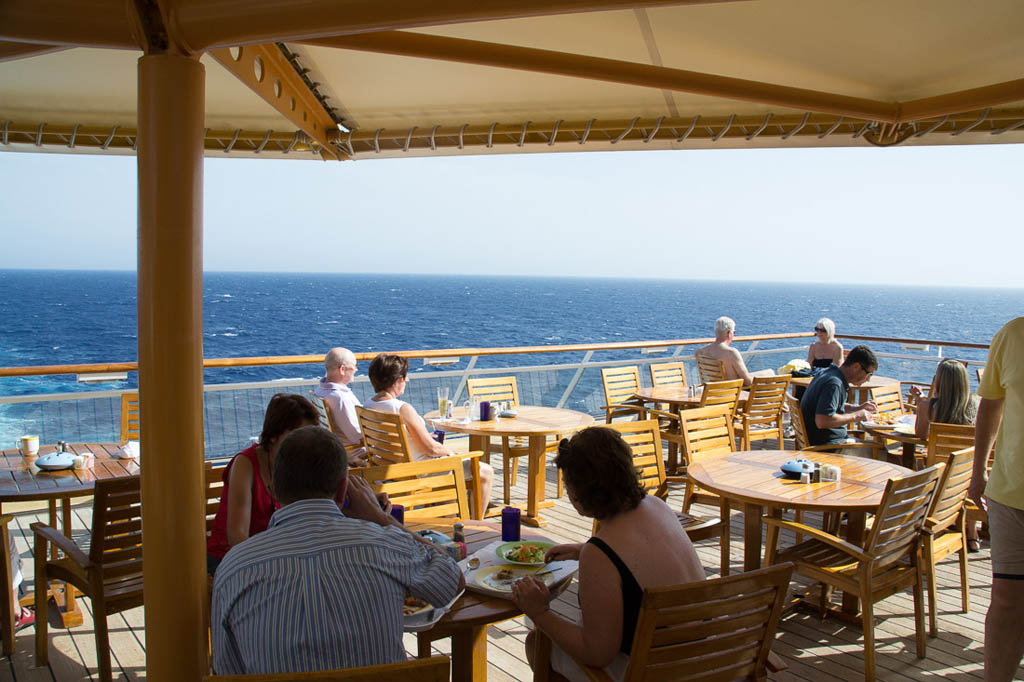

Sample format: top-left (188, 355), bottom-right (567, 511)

top-left (137, 53), bottom-right (208, 681)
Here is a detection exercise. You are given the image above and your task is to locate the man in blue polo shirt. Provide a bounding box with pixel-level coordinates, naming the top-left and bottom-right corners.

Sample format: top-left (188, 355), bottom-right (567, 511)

top-left (800, 345), bottom-right (879, 446)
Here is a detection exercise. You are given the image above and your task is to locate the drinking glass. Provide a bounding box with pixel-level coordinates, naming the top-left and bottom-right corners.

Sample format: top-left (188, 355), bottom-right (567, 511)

top-left (437, 386), bottom-right (450, 415)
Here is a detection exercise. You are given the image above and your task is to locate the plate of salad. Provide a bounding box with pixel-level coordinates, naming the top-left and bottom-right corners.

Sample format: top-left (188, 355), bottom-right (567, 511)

top-left (495, 541), bottom-right (554, 565)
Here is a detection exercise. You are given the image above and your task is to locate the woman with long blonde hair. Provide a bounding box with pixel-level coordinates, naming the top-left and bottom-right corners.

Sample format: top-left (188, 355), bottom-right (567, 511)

top-left (807, 317), bottom-right (844, 368)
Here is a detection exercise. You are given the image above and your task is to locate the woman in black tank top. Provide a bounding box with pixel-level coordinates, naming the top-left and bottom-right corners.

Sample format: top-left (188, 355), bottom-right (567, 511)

top-left (510, 427), bottom-right (704, 681)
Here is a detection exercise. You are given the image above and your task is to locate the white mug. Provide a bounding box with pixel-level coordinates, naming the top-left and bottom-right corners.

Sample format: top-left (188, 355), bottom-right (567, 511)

top-left (17, 435), bottom-right (40, 456)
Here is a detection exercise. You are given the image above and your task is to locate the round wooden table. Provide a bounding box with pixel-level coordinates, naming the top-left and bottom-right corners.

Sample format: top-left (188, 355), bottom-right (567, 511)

top-left (687, 449), bottom-right (910, 613)
top-left (861, 423), bottom-right (925, 469)
top-left (632, 385), bottom-right (749, 411)
top-left (428, 406), bottom-right (593, 527)
top-left (790, 373), bottom-right (899, 404)
top-left (409, 518), bottom-right (573, 682)
top-left (0, 442), bottom-right (139, 627)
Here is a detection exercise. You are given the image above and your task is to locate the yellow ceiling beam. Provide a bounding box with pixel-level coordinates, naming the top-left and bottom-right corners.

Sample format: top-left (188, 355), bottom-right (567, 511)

top-left (164, 0), bottom-right (746, 52)
top-left (0, 0), bottom-right (138, 49)
top-left (208, 44), bottom-right (344, 160)
top-left (306, 30), bottom-right (900, 124)
top-left (900, 78), bottom-right (1024, 122)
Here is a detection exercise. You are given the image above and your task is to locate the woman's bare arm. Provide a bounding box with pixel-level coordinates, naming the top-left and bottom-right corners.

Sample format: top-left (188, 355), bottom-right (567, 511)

top-left (225, 455), bottom-right (256, 547)
top-left (400, 402), bottom-right (452, 458)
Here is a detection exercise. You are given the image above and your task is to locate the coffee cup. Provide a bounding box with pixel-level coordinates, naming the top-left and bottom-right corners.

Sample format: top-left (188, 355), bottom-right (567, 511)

top-left (17, 435), bottom-right (39, 456)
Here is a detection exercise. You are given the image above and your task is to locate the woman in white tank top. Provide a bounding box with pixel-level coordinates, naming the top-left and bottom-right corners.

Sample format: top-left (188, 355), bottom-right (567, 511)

top-left (365, 355), bottom-right (494, 503)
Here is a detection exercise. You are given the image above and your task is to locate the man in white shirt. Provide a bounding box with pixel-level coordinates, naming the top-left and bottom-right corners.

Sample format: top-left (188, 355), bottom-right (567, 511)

top-left (314, 347), bottom-right (366, 465)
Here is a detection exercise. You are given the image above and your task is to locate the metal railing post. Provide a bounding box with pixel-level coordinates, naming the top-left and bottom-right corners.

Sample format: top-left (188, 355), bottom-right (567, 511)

top-left (453, 355), bottom-right (478, 404)
top-left (557, 350), bottom-right (594, 409)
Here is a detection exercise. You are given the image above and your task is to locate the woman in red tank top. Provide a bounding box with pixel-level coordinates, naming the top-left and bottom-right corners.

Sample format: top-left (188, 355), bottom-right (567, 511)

top-left (207, 393), bottom-right (320, 574)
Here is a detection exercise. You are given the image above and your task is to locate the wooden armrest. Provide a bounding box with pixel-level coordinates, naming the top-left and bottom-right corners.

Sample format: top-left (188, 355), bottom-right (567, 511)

top-left (665, 475), bottom-right (687, 485)
top-left (600, 404), bottom-right (645, 414)
top-left (762, 516), bottom-right (870, 562)
top-left (645, 407), bottom-right (679, 422)
top-left (456, 450), bottom-right (484, 461)
top-left (0, 514), bottom-right (12, 525)
top-left (31, 522), bottom-right (91, 568)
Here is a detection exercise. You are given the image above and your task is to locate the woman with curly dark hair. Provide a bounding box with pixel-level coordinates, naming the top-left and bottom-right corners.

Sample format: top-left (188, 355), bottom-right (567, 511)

top-left (511, 427), bottom-right (704, 681)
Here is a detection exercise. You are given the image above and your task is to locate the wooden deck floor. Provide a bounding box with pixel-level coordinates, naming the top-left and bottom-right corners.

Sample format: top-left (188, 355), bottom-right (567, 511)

top-left (2, 446), bottom-right (994, 681)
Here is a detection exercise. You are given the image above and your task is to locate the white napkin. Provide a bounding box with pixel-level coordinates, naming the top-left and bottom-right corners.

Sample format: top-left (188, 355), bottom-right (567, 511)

top-left (115, 441), bottom-right (140, 459)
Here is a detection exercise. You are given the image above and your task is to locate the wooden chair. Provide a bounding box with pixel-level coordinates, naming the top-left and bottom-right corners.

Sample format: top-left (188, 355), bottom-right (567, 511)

top-left (0, 514), bottom-right (16, 656)
top-left (649, 361), bottom-right (687, 387)
top-left (870, 383), bottom-right (906, 422)
top-left (356, 406), bottom-right (412, 465)
top-left (976, 367), bottom-right (984, 383)
top-left (735, 375), bottom-right (791, 450)
top-left (33, 476), bottom-right (144, 682)
top-left (787, 393), bottom-right (878, 456)
top-left (351, 456), bottom-right (474, 520)
top-left (676, 405), bottom-right (736, 515)
top-left (533, 563), bottom-right (794, 682)
top-left (599, 366), bottom-right (646, 423)
top-left (922, 447), bottom-right (974, 637)
top-left (696, 354), bottom-right (727, 383)
top-left (466, 376), bottom-right (562, 504)
top-left (120, 391), bottom-right (140, 444)
top-left (925, 422), bottom-right (975, 467)
top-left (318, 396), bottom-right (338, 433)
top-left (699, 378), bottom-right (744, 419)
top-left (764, 464), bottom-right (945, 682)
top-left (600, 419), bottom-right (730, 575)
top-left (202, 656), bottom-right (451, 682)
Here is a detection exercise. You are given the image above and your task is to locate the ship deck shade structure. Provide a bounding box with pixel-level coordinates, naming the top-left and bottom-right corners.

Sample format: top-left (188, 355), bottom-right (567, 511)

top-left (1, 1), bottom-right (1024, 680)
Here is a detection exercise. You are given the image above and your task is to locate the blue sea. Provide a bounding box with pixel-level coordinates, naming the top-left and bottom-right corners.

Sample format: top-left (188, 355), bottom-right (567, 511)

top-left (1, 270), bottom-right (1020, 452)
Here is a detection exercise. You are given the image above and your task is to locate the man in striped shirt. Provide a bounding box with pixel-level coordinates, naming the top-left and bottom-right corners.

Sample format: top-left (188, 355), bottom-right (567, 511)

top-left (211, 426), bottom-right (463, 674)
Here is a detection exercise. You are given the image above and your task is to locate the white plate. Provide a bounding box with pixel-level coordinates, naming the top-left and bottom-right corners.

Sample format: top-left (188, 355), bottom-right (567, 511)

top-left (894, 425), bottom-right (916, 435)
top-left (402, 589), bottom-right (464, 633)
top-left (35, 452), bottom-right (76, 471)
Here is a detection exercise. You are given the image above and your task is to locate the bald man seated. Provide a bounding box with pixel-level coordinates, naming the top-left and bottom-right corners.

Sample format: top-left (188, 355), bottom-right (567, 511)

top-left (696, 317), bottom-right (774, 387)
top-left (314, 347), bottom-right (367, 465)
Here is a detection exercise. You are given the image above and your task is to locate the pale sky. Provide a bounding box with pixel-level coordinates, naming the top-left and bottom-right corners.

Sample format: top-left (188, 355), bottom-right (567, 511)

top-left (2, 143), bottom-right (1022, 287)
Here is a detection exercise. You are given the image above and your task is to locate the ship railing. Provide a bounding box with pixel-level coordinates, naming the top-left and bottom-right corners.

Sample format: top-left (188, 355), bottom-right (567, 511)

top-left (0, 332), bottom-right (989, 458)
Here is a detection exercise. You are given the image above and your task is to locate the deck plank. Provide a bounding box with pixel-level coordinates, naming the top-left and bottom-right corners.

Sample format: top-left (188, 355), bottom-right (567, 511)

top-left (3, 443), bottom-right (1000, 681)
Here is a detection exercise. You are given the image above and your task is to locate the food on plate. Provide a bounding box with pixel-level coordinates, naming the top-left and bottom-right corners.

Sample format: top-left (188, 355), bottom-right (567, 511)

top-left (501, 543), bottom-right (547, 564)
top-left (482, 567), bottom-right (532, 591)
top-left (468, 557), bottom-right (481, 569)
top-left (402, 595), bottom-right (431, 617)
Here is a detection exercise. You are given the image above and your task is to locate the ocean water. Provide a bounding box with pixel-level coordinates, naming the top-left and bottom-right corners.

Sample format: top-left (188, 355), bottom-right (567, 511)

top-left (1, 270), bottom-right (1020, 452)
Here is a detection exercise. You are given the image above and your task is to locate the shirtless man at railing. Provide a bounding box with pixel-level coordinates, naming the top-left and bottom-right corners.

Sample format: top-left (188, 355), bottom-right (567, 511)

top-left (696, 317), bottom-right (775, 387)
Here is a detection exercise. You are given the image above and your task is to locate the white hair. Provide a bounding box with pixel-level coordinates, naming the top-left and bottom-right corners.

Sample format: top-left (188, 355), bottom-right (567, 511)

top-left (325, 347), bottom-right (355, 371)
top-left (714, 316), bottom-right (736, 338)
top-left (816, 318), bottom-right (836, 343)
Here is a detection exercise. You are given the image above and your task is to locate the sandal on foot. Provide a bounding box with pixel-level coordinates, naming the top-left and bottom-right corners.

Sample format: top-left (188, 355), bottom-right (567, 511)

top-left (967, 539), bottom-right (981, 553)
top-left (14, 606), bottom-right (35, 632)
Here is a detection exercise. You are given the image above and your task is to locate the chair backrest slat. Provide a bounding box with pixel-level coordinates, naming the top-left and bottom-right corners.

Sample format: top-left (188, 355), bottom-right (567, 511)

top-left (870, 383), bottom-right (905, 422)
top-left (89, 476), bottom-right (144, 576)
top-left (601, 366), bottom-right (642, 407)
top-left (926, 422), bottom-right (975, 467)
top-left (680, 405), bottom-right (736, 464)
top-left (621, 563), bottom-right (793, 682)
top-left (598, 420), bottom-right (666, 495)
top-left (699, 379), bottom-right (744, 419)
top-left (120, 392), bottom-right (140, 444)
top-left (649, 362), bottom-right (688, 388)
top-left (864, 465), bottom-right (943, 569)
top-left (927, 447), bottom-right (974, 534)
top-left (787, 393), bottom-right (812, 451)
top-left (466, 376), bottom-right (520, 405)
top-left (356, 406), bottom-right (412, 465)
top-left (695, 355), bottom-right (727, 383)
top-left (740, 376), bottom-right (791, 423)
top-left (352, 457), bottom-right (470, 520)
top-left (201, 656), bottom-right (451, 682)
top-left (205, 462), bottom-right (226, 536)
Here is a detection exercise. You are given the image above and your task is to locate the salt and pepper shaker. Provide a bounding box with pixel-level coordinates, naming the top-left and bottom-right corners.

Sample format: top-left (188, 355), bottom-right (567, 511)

top-left (453, 521), bottom-right (465, 544)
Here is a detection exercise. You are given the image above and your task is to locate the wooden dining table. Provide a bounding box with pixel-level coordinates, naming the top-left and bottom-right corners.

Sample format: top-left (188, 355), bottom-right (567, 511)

top-left (789, 373), bottom-right (899, 405)
top-left (861, 423), bottom-right (925, 469)
top-left (0, 442), bottom-right (139, 626)
top-left (409, 518), bottom-right (571, 682)
top-left (687, 449), bottom-right (910, 614)
top-left (427, 405), bottom-right (594, 527)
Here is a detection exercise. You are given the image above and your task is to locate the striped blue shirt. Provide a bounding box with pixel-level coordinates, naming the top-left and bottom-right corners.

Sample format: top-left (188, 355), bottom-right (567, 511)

top-left (211, 499), bottom-right (461, 675)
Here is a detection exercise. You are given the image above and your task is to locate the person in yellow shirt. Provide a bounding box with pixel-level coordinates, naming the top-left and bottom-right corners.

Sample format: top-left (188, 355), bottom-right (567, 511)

top-left (971, 316), bottom-right (1024, 682)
